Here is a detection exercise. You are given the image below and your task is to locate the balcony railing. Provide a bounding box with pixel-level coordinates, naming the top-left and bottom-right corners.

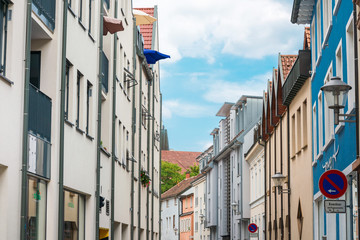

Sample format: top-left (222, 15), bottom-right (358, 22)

top-left (29, 84), bottom-right (52, 141)
top-left (32, 0), bottom-right (56, 31)
top-left (282, 50), bottom-right (311, 106)
top-left (28, 84), bottom-right (52, 179)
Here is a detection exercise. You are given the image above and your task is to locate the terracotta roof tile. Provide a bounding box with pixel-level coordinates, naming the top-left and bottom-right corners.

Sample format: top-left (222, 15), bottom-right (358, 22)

top-left (161, 174), bottom-right (204, 200)
top-left (134, 8), bottom-right (154, 49)
top-left (162, 150), bottom-right (201, 173)
top-left (281, 55), bottom-right (298, 80)
top-left (304, 27), bottom-right (310, 50)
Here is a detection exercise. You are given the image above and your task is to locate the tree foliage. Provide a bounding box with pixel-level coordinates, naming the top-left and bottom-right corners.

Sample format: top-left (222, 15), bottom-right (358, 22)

top-left (161, 161), bottom-right (185, 193)
top-left (188, 164), bottom-right (199, 177)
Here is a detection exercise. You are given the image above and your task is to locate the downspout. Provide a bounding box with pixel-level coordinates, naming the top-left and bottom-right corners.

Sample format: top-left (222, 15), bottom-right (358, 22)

top-left (138, 60), bottom-right (143, 240)
top-left (263, 141), bottom-right (267, 239)
top-left (150, 75), bottom-right (155, 240)
top-left (274, 127), bottom-right (277, 240)
top-left (96, 1), bottom-right (104, 239)
top-left (58, 0), bottom-right (69, 239)
top-left (159, 93), bottom-right (163, 240)
top-left (280, 119), bottom-right (284, 240)
top-left (151, 8), bottom-right (158, 240)
top-left (287, 110), bottom-right (291, 240)
top-left (352, 2), bottom-right (360, 240)
top-left (146, 72), bottom-right (151, 240)
top-left (130, 16), bottom-right (137, 240)
top-left (110, 0), bottom-right (118, 239)
top-left (269, 137), bottom-right (272, 240)
top-left (20, 1), bottom-right (32, 239)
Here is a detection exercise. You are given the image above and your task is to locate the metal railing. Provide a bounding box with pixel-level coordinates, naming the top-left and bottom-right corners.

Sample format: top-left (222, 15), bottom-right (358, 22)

top-left (282, 50), bottom-right (311, 106)
top-left (32, 0), bottom-right (56, 31)
top-left (29, 84), bottom-right (52, 142)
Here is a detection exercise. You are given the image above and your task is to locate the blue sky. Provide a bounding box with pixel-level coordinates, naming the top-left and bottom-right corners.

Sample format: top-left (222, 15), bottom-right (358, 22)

top-left (134, 0), bottom-right (305, 152)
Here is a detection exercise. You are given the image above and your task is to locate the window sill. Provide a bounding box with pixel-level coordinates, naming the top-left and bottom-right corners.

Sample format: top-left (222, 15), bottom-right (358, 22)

top-left (290, 154), bottom-right (296, 160)
top-left (312, 160), bottom-right (317, 167)
top-left (316, 151), bottom-right (323, 161)
top-left (134, 177), bottom-right (138, 181)
top-left (323, 136), bottom-right (334, 152)
top-left (127, 96), bottom-right (131, 102)
top-left (322, 23), bottom-right (332, 49)
top-left (100, 146), bottom-right (111, 157)
top-left (0, 74), bottom-right (13, 85)
top-left (311, 70), bottom-right (316, 82)
top-left (65, 119), bottom-right (74, 127)
top-left (316, 54), bottom-right (322, 67)
top-left (68, 6), bottom-right (76, 18)
top-left (302, 144), bottom-right (308, 150)
top-left (86, 134), bottom-right (94, 141)
top-left (76, 126), bottom-right (85, 135)
top-left (124, 18), bottom-right (128, 26)
top-left (296, 148), bottom-right (302, 155)
top-left (119, 82), bottom-right (123, 89)
top-left (335, 122), bottom-right (345, 134)
top-left (78, 19), bottom-right (87, 31)
top-left (88, 32), bottom-right (95, 42)
top-left (333, 0), bottom-right (342, 16)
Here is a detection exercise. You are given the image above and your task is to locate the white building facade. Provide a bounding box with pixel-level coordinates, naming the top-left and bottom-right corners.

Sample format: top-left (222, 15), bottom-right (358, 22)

top-left (161, 197), bottom-right (179, 240)
top-left (0, 1), bottom-right (164, 239)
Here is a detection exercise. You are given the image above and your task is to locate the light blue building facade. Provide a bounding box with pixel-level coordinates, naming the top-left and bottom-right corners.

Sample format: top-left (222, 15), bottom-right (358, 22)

top-left (292, 0), bottom-right (358, 239)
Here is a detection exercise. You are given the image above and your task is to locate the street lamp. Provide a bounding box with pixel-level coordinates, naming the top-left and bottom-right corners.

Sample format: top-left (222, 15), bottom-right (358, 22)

top-left (272, 172), bottom-right (290, 194)
top-left (231, 202), bottom-right (238, 213)
top-left (320, 76), bottom-right (354, 125)
top-left (199, 214), bottom-right (205, 223)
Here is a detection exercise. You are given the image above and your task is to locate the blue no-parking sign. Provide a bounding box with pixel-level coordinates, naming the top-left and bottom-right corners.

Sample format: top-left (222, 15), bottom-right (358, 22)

top-left (248, 223), bottom-right (258, 233)
top-left (319, 169), bottom-right (347, 199)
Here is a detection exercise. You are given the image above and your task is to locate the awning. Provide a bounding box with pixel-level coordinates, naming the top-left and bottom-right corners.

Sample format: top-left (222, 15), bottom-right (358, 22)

top-left (103, 16), bottom-right (124, 36)
top-left (143, 49), bottom-right (170, 64)
top-left (133, 9), bottom-right (157, 26)
top-left (99, 228), bottom-right (109, 240)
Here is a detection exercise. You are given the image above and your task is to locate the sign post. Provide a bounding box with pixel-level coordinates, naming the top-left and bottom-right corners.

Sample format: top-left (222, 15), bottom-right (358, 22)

top-left (319, 169), bottom-right (347, 199)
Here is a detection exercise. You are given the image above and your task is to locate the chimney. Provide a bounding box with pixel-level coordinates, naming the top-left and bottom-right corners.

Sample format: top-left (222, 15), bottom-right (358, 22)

top-left (186, 173), bottom-right (190, 179)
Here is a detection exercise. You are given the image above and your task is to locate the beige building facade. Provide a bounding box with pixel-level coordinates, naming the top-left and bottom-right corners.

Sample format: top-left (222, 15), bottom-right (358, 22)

top-left (0, 0), bottom-right (163, 239)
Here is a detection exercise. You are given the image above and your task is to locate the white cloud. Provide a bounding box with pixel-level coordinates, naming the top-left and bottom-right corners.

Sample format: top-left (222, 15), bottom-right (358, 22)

top-left (162, 100), bottom-right (214, 119)
top-left (133, 0), bottom-right (303, 62)
top-left (202, 72), bottom-right (271, 103)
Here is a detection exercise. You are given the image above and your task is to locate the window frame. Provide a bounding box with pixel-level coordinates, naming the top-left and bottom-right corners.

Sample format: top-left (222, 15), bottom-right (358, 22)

top-left (63, 189), bottom-right (86, 240)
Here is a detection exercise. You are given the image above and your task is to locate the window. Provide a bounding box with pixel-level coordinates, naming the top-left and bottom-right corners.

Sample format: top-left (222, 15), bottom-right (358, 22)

top-left (195, 187), bottom-right (198, 207)
top-left (64, 190), bottom-right (85, 240)
top-left (346, 16), bottom-right (355, 110)
top-left (302, 99), bottom-right (308, 147)
top-left (88, 0), bottom-right (95, 36)
top-left (311, 18), bottom-right (316, 70)
top-left (173, 215), bottom-right (175, 229)
top-left (336, 41), bottom-right (343, 81)
top-left (126, 150), bottom-right (130, 172)
top-left (166, 200), bottom-right (169, 208)
top-left (318, 92), bottom-right (323, 150)
top-left (78, 0), bottom-right (84, 22)
top-left (27, 177), bottom-right (47, 240)
top-left (324, 65), bottom-right (334, 144)
top-left (65, 61), bottom-right (72, 120)
top-left (296, 107), bottom-right (301, 152)
top-left (174, 199), bottom-right (177, 206)
top-left (322, 0), bottom-right (332, 41)
top-left (312, 103), bottom-right (318, 161)
top-left (316, 1), bottom-right (322, 61)
top-left (0, 1), bottom-right (8, 76)
top-left (76, 71), bottom-right (83, 128)
top-left (291, 114), bottom-right (296, 158)
top-left (30, 51), bottom-right (41, 89)
top-left (86, 81), bottom-right (92, 135)
top-left (315, 198), bottom-right (324, 240)
top-left (190, 196), bottom-right (193, 208)
top-left (195, 211), bottom-right (198, 232)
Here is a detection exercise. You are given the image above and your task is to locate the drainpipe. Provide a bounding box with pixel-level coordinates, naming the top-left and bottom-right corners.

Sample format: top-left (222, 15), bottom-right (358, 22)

top-left (150, 74), bottom-right (155, 240)
top-left (96, 1), bottom-right (104, 239)
top-left (146, 72), bottom-right (151, 240)
top-left (353, 2), bottom-right (360, 240)
top-left (287, 110), bottom-right (291, 240)
top-left (20, 1), bottom-right (32, 239)
top-left (280, 119), bottom-right (284, 240)
top-left (269, 138), bottom-right (272, 240)
top-left (130, 16), bottom-right (137, 240)
top-left (274, 127), bottom-right (278, 240)
top-left (138, 60), bottom-right (143, 240)
top-left (58, 0), bottom-right (69, 239)
top-left (159, 93), bottom-right (163, 240)
top-left (263, 141), bottom-right (267, 239)
top-left (110, 0), bottom-right (118, 239)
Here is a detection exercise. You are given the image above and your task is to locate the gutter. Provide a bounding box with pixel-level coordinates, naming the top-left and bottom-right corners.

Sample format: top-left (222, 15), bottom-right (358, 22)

top-left (20, 0), bottom-right (32, 239)
top-left (95, 1), bottom-right (104, 240)
top-left (130, 16), bottom-right (137, 240)
top-left (159, 93), bottom-right (163, 240)
top-left (287, 108), bottom-right (291, 240)
top-left (58, 0), bottom-right (69, 239)
top-left (110, 0), bottom-right (118, 239)
top-left (146, 70), bottom-right (151, 240)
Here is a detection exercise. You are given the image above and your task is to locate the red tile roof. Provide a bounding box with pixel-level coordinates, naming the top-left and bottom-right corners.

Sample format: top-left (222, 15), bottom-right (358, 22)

top-left (134, 8), bottom-right (154, 50)
top-left (161, 174), bottom-right (204, 200)
top-left (281, 55), bottom-right (298, 80)
top-left (162, 150), bottom-right (201, 173)
top-left (304, 27), bottom-right (310, 50)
